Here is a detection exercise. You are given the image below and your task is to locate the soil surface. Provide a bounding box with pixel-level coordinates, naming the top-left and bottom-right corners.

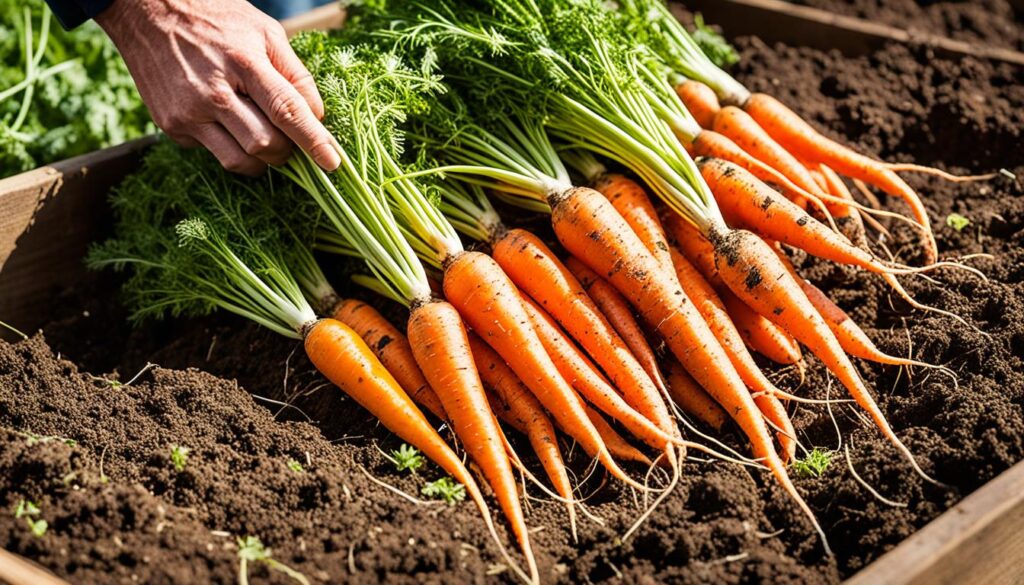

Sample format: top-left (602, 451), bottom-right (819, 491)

top-left (3, 31), bottom-right (1024, 585)
top-left (783, 0), bottom-right (1024, 51)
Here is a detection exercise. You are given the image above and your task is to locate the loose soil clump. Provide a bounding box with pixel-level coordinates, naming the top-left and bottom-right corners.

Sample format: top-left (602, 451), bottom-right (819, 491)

top-left (2, 34), bottom-right (1023, 585)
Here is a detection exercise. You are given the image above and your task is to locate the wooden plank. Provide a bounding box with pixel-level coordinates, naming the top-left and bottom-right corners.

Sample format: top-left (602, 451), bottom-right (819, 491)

top-left (0, 137), bottom-right (156, 340)
top-left (682, 0), bottom-right (1024, 67)
top-left (281, 3), bottom-right (346, 35)
top-left (0, 548), bottom-right (68, 585)
top-left (846, 460), bottom-right (1024, 585)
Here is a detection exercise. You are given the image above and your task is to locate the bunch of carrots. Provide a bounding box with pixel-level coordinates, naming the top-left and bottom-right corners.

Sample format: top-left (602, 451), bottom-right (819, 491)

top-left (92, 1), bottom-right (993, 581)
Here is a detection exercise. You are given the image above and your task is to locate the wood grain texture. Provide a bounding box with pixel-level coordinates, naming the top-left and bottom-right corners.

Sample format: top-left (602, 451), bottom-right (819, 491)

top-left (0, 547), bottom-right (69, 585)
top-left (846, 460), bottom-right (1024, 585)
top-left (682, 0), bottom-right (1024, 67)
top-left (0, 137), bottom-right (156, 340)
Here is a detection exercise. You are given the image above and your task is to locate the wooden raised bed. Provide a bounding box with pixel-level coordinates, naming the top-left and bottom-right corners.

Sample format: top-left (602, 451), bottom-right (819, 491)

top-left (0, 3), bottom-right (1021, 584)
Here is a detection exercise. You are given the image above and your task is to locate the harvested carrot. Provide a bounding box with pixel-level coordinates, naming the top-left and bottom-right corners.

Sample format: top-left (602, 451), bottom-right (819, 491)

top-left (706, 228), bottom-right (936, 482)
top-left (584, 405), bottom-right (653, 467)
top-left (719, 288), bottom-right (803, 368)
top-left (469, 333), bottom-right (579, 540)
top-left (815, 164), bottom-right (870, 247)
top-left (565, 257), bottom-right (672, 403)
top-left (491, 228), bottom-right (678, 441)
top-left (665, 213), bottom-right (805, 371)
top-left (769, 244), bottom-right (934, 368)
top-left (549, 185), bottom-right (815, 529)
top-left (305, 318), bottom-right (518, 557)
top-left (668, 246), bottom-right (797, 459)
top-left (742, 93), bottom-right (937, 263)
top-left (519, 293), bottom-right (677, 451)
top-left (595, 173), bottom-right (676, 278)
top-left (698, 158), bottom-right (896, 274)
top-left (443, 250), bottom-right (641, 487)
top-left (595, 172), bottom-right (797, 457)
top-left (713, 106), bottom-right (825, 198)
top-left (405, 301), bottom-right (537, 579)
top-left (664, 360), bottom-right (727, 431)
top-left (332, 298), bottom-right (446, 420)
top-left (677, 80), bottom-right (721, 130)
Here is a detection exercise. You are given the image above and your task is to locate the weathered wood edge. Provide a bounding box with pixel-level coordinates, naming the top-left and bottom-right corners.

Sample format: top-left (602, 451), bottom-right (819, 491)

top-left (845, 459), bottom-right (1024, 585)
top-left (682, 0), bottom-right (1024, 67)
top-left (0, 547), bottom-right (69, 585)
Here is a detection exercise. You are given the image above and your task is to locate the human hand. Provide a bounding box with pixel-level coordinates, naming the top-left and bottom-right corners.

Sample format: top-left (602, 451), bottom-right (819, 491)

top-left (96, 0), bottom-right (340, 175)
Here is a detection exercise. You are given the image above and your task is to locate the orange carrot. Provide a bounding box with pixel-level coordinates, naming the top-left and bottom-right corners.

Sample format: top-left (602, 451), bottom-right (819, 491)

top-left (594, 173), bottom-right (675, 278)
top-left (491, 228), bottom-right (678, 441)
top-left (713, 106), bottom-right (825, 198)
top-left (676, 80), bottom-right (721, 130)
top-left (690, 130), bottom-right (812, 210)
top-left (564, 257), bottom-right (672, 402)
top-left (813, 163), bottom-right (871, 247)
top-left (442, 250), bottom-right (640, 487)
top-left (719, 287), bottom-right (803, 367)
top-left (468, 333), bottom-right (578, 538)
top-left (305, 318), bottom-right (528, 575)
top-left (591, 172), bottom-right (799, 453)
top-left (584, 405), bottom-right (653, 467)
top-left (664, 360), bottom-right (727, 431)
top-left (668, 245), bottom-right (797, 460)
top-left (665, 213), bottom-right (805, 372)
top-left (705, 227), bottom-right (935, 482)
top-left (547, 186), bottom-right (824, 544)
top-left (518, 293), bottom-right (677, 451)
top-left (769, 244), bottom-right (932, 368)
top-left (331, 298), bottom-right (446, 420)
top-left (742, 93), bottom-right (937, 263)
top-left (698, 157), bottom-right (895, 274)
top-left (404, 301), bottom-right (537, 580)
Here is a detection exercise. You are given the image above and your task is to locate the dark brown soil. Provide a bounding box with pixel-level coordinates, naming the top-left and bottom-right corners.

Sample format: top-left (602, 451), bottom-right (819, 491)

top-left (783, 0), bottom-right (1024, 52)
top-left (2, 31), bottom-right (1024, 585)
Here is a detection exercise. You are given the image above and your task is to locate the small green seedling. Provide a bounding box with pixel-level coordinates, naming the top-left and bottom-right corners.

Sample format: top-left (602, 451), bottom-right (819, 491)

top-left (20, 431), bottom-right (76, 447)
top-left (792, 448), bottom-right (834, 479)
top-left (946, 213), bottom-right (971, 232)
top-left (421, 477), bottom-right (466, 504)
top-left (392, 443), bottom-right (425, 473)
top-left (13, 499), bottom-right (47, 538)
top-left (287, 459), bottom-right (304, 473)
top-left (170, 445), bottom-right (189, 472)
top-left (237, 536), bottom-right (310, 585)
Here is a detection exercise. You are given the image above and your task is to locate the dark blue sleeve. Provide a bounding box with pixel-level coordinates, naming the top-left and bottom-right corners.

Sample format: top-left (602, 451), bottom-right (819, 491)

top-left (45, 0), bottom-right (115, 30)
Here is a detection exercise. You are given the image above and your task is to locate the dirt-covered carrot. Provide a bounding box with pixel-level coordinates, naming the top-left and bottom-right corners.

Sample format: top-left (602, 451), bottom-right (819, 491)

top-left (664, 360), bottom-right (727, 431)
top-left (584, 405), bottom-right (653, 467)
top-left (707, 227), bottom-right (937, 482)
top-left (332, 298), bottom-right (446, 420)
top-left (667, 246), bottom-right (798, 459)
top-left (519, 293), bottom-right (678, 451)
top-left (469, 333), bottom-right (582, 540)
top-left (698, 158), bottom-right (904, 274)
top-left (437, 181), bottom-right (678, 443)
top-left (719, 288), bottom-right (804, 368)
top-left (564, 257), bottom-right (672, 402)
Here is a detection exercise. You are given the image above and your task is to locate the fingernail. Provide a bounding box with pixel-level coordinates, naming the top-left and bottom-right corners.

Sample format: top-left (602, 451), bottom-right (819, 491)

top-left (312, 142), bottom-right (341, 172)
